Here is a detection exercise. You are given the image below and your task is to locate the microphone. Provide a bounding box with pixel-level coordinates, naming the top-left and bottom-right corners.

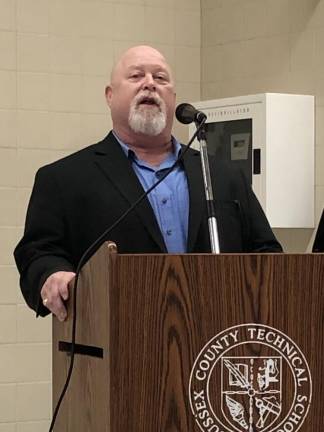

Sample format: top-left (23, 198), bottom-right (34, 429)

top-left (176, 103), bottom-right (207, 124)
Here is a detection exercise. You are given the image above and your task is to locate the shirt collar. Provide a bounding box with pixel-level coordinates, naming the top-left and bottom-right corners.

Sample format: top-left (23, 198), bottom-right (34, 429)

top-left (112, 130), bottom-right (182, 162)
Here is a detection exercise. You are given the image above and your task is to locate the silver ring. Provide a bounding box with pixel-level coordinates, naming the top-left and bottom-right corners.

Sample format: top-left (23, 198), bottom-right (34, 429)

top-left (43, 298), bottom-right (48, 306)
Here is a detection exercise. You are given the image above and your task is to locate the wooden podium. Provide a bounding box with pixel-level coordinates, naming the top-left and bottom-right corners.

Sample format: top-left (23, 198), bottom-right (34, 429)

top-left (53, 244), bottom-right (323, 431)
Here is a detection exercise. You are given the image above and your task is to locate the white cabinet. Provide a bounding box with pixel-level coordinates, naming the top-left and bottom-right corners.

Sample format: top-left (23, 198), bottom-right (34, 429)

top-left (189, 93), bottom-right (314, 228)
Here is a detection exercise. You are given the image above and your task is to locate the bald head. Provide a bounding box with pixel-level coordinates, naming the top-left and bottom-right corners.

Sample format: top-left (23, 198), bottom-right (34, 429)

top-left (110, 45), bottom-right (174, 86)
top-left (105, 45), bottom-right (176, 143)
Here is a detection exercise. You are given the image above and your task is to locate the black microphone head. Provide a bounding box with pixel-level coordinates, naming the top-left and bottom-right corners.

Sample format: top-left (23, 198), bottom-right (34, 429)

top-left (175, 103), bottom-right (197, 124)
top-left (176, 103), bottom-right (207, 125)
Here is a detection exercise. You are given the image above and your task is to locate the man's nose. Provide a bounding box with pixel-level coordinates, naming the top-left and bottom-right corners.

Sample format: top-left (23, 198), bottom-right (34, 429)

top-left (142, 73), bottom-right (156, 91)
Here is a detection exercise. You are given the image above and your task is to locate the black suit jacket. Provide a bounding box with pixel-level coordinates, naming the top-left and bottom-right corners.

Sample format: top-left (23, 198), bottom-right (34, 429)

top-left (14, 132), bottom-right (282, 315)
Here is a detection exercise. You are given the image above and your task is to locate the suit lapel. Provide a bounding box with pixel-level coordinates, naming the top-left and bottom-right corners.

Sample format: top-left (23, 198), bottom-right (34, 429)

top-left (92, 132), bottom-right (167, 252)
top-left (182, 148), bottom-right (206, 252)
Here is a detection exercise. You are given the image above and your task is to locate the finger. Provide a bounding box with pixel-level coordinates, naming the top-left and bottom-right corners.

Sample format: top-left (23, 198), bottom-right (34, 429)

top-left (59, 272), bottom-right (76, 300)
top-left (58, 280), bottom-right (69, 301)
top-left (48, 295), bottom-right (67, 322)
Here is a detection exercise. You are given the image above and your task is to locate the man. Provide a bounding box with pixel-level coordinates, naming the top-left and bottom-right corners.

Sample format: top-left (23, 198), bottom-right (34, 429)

top-left (14, 45), bottom-right (282, 322)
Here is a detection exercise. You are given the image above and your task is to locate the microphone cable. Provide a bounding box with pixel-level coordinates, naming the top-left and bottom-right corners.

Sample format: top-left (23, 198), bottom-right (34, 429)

top-left (48, 115), bottom-right (206, 431)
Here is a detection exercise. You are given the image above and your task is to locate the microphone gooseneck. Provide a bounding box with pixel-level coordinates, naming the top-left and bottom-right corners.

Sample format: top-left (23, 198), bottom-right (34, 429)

top-left (49, 114), bottom-right (207, 432)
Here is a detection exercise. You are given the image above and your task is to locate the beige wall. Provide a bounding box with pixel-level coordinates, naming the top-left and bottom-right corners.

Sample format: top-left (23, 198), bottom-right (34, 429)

top-left (0, 0), bottom-right (200, 429)
top-left (1, 0), bottom-right (323, 428)
top-left (201, 0), bottom-right (324, 251)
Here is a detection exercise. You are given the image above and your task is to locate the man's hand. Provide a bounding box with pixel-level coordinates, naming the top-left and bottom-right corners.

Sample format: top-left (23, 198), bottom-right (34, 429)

top-left (40, 271), bottom-right (76, 321)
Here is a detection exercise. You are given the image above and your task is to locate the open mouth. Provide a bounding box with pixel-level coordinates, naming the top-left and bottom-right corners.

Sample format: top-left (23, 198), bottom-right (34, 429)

top-left (138, 96), bottom-right (159, 107)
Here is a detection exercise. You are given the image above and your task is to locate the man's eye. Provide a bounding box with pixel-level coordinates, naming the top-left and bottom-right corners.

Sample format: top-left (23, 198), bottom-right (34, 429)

top-left (155, 75), bottom-right (167, 82)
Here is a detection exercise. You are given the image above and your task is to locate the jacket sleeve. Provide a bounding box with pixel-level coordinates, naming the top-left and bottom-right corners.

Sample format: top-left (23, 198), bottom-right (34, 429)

top-left (14, 167), bottom-right (75, 316)
top-left (238, 169), bottom-right (283, 253)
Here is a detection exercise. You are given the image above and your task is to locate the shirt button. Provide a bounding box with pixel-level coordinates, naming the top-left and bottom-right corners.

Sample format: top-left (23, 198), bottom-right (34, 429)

top-left (166, 229), bottom-right (172, 236)
top-left (162, 198), bottom-right (167, 204)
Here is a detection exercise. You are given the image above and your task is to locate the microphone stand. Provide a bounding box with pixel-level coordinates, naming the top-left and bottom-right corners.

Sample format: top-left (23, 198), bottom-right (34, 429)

top-left (196, 120), bottom-right (220, 254)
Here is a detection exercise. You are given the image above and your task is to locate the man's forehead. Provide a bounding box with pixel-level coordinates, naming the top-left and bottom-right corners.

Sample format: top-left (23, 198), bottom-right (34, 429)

top-left (112, 46), bottom-right (172, 80)
top-left (122, 50), bottom-right (169, 70)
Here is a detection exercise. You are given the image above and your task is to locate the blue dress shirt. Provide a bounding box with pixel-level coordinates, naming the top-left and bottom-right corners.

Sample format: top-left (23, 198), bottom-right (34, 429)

top-left (113, 132), bottom-right (189, 253)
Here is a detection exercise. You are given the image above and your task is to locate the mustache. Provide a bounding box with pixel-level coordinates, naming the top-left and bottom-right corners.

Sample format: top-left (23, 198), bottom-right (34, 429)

top-left (133, 92), bottom-right (162, 107)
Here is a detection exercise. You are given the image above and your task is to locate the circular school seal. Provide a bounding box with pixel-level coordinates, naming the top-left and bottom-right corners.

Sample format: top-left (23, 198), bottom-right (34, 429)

top-left (189, 324), bottom-right (312, 432)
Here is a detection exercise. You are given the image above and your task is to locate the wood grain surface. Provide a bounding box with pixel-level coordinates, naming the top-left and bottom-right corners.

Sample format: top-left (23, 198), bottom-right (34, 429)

top-left (53, 248), bottom-right (324, 431)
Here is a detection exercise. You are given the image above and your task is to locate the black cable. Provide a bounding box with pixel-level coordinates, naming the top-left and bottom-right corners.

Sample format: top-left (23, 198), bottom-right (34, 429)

top-left (49, 117), bottom-right (206, 431)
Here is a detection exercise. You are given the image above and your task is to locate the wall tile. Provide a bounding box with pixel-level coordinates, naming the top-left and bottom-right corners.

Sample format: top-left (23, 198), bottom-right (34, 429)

top-left (0, 228), bottom-right (19, 266)
top-left (175, 82), bottom-right (200, 104)
top-left (17, 305), bottom-right (51, 343)
top-left (0, 71), bottom-right (16, 109)
top-left (0, 266), bottom-right (20, 304)
top-left (49, 74), bottom-right (81, 112)
top-left (50, 35), bottom-right (81, 74)
top-left (201, 82), bottom-right (223, 100)
top-left (0, 424), bottom-right (16, 432)
top-left (314, 28), bottom-right (324, 71)
top-left (80, 2), bottom-right (114, 38)
top-left (17, 421), bottom-right (51, 432)
top-left (0, 384), bottom-right (16, 422)
top-left (49, 112), bottom-right (82, 150)
top-left (17, 34), bottom-right (49, 72)
top-left (209, 0), bottom-right (246, 44)
top-left (0, 0), bottom-right (16, 31)
top-left (17, 111), bottom-right (49, 149)
top-left (242, 36), bottom-right (291, 78)
top-left (16, 188), bottom-right (31, 227)
top-left (291, 31), bottom-right (315, 72)
top-left (175, 0), bottom-right (200, 11)
top-left (283, 70), bottom-right (315, 95)
top-left (17, 73), bottom-right (49, 111)
top-left (144, 0), bottom-right (174, 8)
top-left (0, 344), bottom-right (18, 382)
top-left (201, 6), bottom-right (220, 46)
top-left (0, 31), bottom-right (16, 70)
top-left (0, 305), bottom-right (16, 343)
top-left (16, 382), bottom-right (51, 421)
top-left (290, 0), bottom-right (320, 33)
top-left (81, 37), bottom-right (113, 76)
top-left (17, 0), bottom-right (49, 34)
top-left (80, 113), bottom-right (111, 145)
top-left (49, 0), bottom-right (81, 36)
top-left (316, 145), bottom-right (324, 186)
top-left (0, 110), bottom-right (17, 148)
top-left (48, 150), bottom-right (72, 164)
top-left (144, 7), bottom-right (174, 45)
top-left (17, 149), bottom-right (51, 188)
top-left (0, 149), bottom-right (17, 187)
top-left (175, 46), bottom-right (200, 83)
top-left (15, 344), bottom-right (51, 382)
top-left (175, 9), bottom-right (200, 47)
top-left (81, 75), bottom-right (108, 114)
top-left (306, 0), bottom-right (324, 29)
top-left (315, 68), bottom-right (324, 107)
top-left (243, 0), bottom-right (268, 39)
top-left (264, 0), bottom-right (292, 36)
top-left (117, 0), bottom-right (144, 4)
top-left (316, 106), bottom-right (324, 148)
top-left (202, 45), bottom-right (223, 83)
top-left (114, 4), bottom-right (145, 42)
top-left (0, 188), bottom-right (18, 226)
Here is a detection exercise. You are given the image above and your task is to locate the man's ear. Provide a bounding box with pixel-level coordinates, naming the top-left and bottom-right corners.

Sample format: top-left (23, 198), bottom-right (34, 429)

top-left (105, 85), bottom-right (113, 107)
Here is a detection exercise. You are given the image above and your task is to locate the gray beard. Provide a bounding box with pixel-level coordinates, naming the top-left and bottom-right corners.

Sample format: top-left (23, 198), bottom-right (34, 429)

top-left (128, 103), bottom-right (167, 136)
